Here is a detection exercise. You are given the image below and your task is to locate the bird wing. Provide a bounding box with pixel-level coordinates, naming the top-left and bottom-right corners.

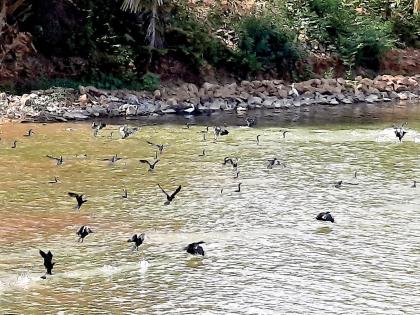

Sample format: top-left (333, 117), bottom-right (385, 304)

top-left (170, 185), bottom-right (182, 198)
top-left (68, 192), bottom-right (79, 198)
top-left (47, 251), bottom-right (53, 259)
top-left (77, 226), bottom-right (84, 235)
top-left (46, 155), bottom-right (59, 161)
top-left (139, 233), bottom-right (145, 243)
top-left (146, 141), bottom-right (157, 147)
top-left (152, 160), bottom-right (160, 167)
top-left (157, 184), bottom-right (170, 198)
top-left (139, 160), bottom-right (152, 167)
top-left (39, 249), bottom-right (47, 259)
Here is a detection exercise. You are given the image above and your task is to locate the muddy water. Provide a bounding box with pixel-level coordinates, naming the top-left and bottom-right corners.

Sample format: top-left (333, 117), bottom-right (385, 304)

top-left (0, 102), bottom-right (420, 314)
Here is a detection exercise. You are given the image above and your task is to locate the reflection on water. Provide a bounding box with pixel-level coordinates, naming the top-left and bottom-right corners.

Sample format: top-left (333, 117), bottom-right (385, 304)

top-left (0, 102), bottom-right (420, 314)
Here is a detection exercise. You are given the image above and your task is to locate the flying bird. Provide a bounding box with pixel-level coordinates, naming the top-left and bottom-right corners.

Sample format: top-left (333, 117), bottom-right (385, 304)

top-left (127, 233), bottom-right (145, 251)
top-left (119, 125), bottom-right (140, 139)
top-left (39, 250), bottom-right (55, 278)
top-left (185, 241), bottom-right (205, 256)
top-left (68, 192), bottom-right (88, 210)
top-left (146, 141), bottom-right (168, 154)
top-left (223, 157), bottom-right (238, 168)
top-left (46, 155), bottom-right (63, 165)
top-left (139, 159), bottom-right (160, 171)
top-left (316, 212), bottom-right (334, 223)
top-left (158, 184), bottom-right (182, 205)
top-left (77, 225), bottom-right (93, 242)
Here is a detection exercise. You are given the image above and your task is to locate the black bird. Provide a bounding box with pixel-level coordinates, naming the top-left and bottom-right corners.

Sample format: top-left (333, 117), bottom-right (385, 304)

top-left (158, 184), bottom-right (182, 205)
top-left (214, 126), bottom-right (229, 139)
top-left (103, 154), bottom-right (122, 164)
top-left (334, 181), bottom-right (343, 189)
top-left (223, 157), bottom-right (238, 168)
top-left (184, 241), bottom-right (205, 256)
top-left (11, 140), bottom-right (17, 148)
top-left (108, 131), bottom-right (114, 139)
top-left (127, 233), bottom-right (145, 251)
top-left (256, 135), bottom-right (261, 145)
top-left (394, 128), bottom-right (407, 142)
top-left (24, 129), bottom-right (34, 137)
top-left (92, 122), bottom-right (106, 130)
top-left (412, 180), bottom-right (416, 188)
top-left (267, 158), bottom-right (286, 169)
top-left (46, 155), bottom-right (63, 165)
top-left (280, 130), bottom-right (289, 138)
top-left (235, 183), bottom-right (242, 192)
top-left (246, 117), bottom-right (256, 127)
top-left (48, 176), bottom-right (60, 184)
top-left (119, 125), bottom-right (140, 139)
top-left (68, 192), bottom-right (88, 210)
top-left (202, 133), bottom-right (207, 141)
top-left (316, 211), bottom-right (334, 223)
top-left (122, 188), bottom-right (128, 198)
top-left (354, 171), bottom-right (358, 179)
top-left (39, 250), bottom-right (55, 278)
top-left (77, 225), bottom-right (93, 242)
top-left (199, 149), bottom-right (206, 157)
top-left (146, 141), bottom-right (168, 154)
top-left (140, 159), bottom-right (160, 171)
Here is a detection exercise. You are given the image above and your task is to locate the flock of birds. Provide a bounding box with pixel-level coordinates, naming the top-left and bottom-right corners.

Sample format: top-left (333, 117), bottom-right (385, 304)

top-left (6, 118), bottom-right (413, 279)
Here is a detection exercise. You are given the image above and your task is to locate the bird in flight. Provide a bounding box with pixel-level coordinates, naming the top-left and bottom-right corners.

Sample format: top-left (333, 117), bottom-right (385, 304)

top-left (39, 250), bottom-right (55, 278)
top-left (127, 233), bottom-right (145, 251)
top-left (157, 184), bottom-right (182, 205)
top-left (77, 225), bottom-right (93, 242)
top-left (146, 141), bottom-right (169, 154)
top-left (46, 155), bottom-right (63, 165)
top-left (184, 241), bottom-right (205, 256)
top-left (140, 159), bottom-right (160, 171)
top-left (68, 192), bottom-right (88, 210)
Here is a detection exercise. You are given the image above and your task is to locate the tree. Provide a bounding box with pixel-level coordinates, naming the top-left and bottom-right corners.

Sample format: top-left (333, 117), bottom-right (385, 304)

top-left (120, 0), bottom-right (165, 48)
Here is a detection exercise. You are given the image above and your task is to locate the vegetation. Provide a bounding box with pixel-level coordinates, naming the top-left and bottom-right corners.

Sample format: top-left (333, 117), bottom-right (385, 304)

top-left (0, 0), bottom-right (419, 91)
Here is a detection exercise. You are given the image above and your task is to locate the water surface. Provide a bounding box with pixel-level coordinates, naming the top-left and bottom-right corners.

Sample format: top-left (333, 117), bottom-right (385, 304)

top-left (0, 102), bottom-right (420, 314)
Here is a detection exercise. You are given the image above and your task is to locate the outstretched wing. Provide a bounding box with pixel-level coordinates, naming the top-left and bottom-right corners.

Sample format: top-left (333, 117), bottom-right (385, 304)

top-left (47, 251), bottom-right (53, 259)
top-left (39, 249), bottom-right (47, 259)
top-left (46, 155), bottom-right (59, 161)
top-left (157, 184), bottom-right (169, 198)
top-left (152, 160), bottom-right (160, 167)
top-left (139, 160), bottom-right (152, 167)
top-left (170, 185), bottom-right (182, 199)
top-left (138, 233), bottom-right (145, 243)
top-left (68, 192), bottom-right (80, 198)
top-left (146, 141), bottom-right (157, 147)
top-left (77, 226), bottom-right (84, 235)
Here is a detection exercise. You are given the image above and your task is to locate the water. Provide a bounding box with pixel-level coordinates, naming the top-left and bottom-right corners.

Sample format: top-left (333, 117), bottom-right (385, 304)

top-left (1, 102), bottom-right (420, 314)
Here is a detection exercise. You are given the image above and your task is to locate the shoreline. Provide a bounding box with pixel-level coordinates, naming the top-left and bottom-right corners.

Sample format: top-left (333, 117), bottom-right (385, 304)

top-left (0, 74), bottom-right (419, 123)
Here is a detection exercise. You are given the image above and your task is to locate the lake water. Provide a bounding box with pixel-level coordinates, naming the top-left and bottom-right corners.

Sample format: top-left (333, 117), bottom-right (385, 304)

top-left (0, 102), bottom-right (420, 314)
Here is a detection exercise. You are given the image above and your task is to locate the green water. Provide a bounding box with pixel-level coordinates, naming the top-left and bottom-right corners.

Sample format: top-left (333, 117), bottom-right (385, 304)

top-left (0, 103), bottom-right (420, 314)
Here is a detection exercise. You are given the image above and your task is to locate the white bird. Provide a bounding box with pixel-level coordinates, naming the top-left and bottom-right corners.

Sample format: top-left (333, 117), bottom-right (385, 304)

top-left (289, 83), bottom-right (299, 98)
top-left (184, 104), bottom-right (195, 114)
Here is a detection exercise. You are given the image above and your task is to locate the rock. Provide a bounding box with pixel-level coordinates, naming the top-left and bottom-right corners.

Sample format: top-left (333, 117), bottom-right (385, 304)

top-left (126, 94), bottom-right (139, 104)
top-left (389, 91), bottom-right (399, 98)
top-left (329, 98), bottom-right (339, 105)
top-left (397, 92), bottom-right (409, 100)
top-left (0, 92), bottom-right (6, 101)
top-left (365, 94), bottom-right (379, 103)
top-left (153, 90), bottom-right (161, 99)
top-left (341, 97), bottom-right (353, 104)
top-left (126, 105), bottom-right (138, 116)
top-left (79, 94), bottom-right (88, 106)
top-left (161, 108), bottom-right (176, 114)
top-left (63, 111), bottom-right (89, 120)
top-left (20, 93), bottom-right (37, 107)
top-left (247, 96), bottom-right (263, 106)
top-left (86, 105), bottom-right (107, 116)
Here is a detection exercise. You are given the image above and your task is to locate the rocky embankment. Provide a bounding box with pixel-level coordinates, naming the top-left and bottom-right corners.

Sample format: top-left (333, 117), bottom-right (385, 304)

top-left (1, 75), bottom-right (419, 122)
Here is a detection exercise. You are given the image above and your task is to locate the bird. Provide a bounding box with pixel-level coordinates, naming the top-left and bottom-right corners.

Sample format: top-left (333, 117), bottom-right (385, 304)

top-left (235, 183), bottom-right (242, 192)
top-left (108, 131), bottom-right (114, 139)
top-left (127, 233), bottom-right (145, 251)
top-left (267, 158), bottom-right (286, 169)
top-left (256, 135), bottom-right (261, 145)
top-left (202, 133), bottom-right (207, 141)
top-left (122, 188), bottom-right (128, 198)
top-left (199, 149), bottom-right (206, 157)
top-left (246, 117), bottom-right (256, 127)
top-left (185, 241), bottom-right (205, 256)
top-left (183, 104), bottom-right (196, 114)
top-left (234, 171), bottom-right (240, 179)
top-left (39, 250), bottom-right (55, 278)
top-left (280, 130), bottom-right (289, 138)
top-left (139, 159), bottom-right (160, 171)
top-left (92, 122), bottom-right (106, 130)
top-left (48, 176), bottom-right (60, 184)
top-left (393, 122), bottom-right (407, 142)
top-left (68, 192), bottom-right (88, 210)
top-left (223, 157), bottom-right (238, 168)
top-left (354, 171), bottom-right (358, 179)
top-left (334, 181), bottom-right (343, 189)
top-left (412, 181), bottom-right (416, 188)
top-left (157, 184), bottom-right (182, 205)
top-left (119, 125), bottom-right (139, 139)
top-left (103, 154), bottom-right (122, 164)
top-left (146, 141), bottom-right (168, 154)
top-left (46, 155), bottom-right (63, 165)
top-left (23, 129), bottom-right (34, 137)
top-left (316, 211), bottom-right (334, 223)
top-left (77, 225), bottom-right (93, 242)
top-left (214, 126), bottom-right (229, 139)
top-left (11, 140), bottom-right (17, 148)
top-left (289, 83), bottom-right (299, 97)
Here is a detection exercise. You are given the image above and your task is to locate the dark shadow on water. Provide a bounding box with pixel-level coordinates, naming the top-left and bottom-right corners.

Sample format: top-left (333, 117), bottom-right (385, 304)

top-left (86, 101), bottom-right (420, 128)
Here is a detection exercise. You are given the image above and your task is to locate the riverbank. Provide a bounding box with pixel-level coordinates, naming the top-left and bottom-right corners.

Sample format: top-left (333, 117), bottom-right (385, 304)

top-left (1, 74), bottom-right (419, 123)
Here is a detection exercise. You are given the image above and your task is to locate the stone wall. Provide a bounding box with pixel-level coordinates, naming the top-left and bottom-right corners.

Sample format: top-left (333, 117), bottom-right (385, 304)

top-left (0, 75), bottom-right (419, 122)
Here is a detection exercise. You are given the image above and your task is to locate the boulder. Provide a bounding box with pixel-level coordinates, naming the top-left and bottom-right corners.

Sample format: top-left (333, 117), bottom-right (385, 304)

top-left (126, 105), bottom-right (138, 116)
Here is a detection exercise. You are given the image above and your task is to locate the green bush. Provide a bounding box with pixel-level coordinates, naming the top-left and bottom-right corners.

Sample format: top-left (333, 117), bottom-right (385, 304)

top-left (391, 15), bottom-right (420, 48)
top-left (236, 16), bottom-right (303, 77)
